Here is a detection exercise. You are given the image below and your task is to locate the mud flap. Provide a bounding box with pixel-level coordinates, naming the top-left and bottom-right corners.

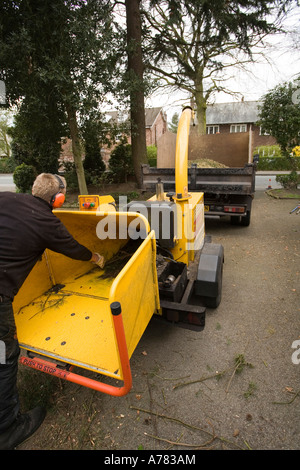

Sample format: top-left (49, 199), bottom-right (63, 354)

top-left (195, 243), bottom-right (224, 308)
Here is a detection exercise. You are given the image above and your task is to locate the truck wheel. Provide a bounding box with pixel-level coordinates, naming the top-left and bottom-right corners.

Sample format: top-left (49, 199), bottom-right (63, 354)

top-left (230, 215), bottom-right (241, 225)
top-left (240, 210), bottom-right (251, 226)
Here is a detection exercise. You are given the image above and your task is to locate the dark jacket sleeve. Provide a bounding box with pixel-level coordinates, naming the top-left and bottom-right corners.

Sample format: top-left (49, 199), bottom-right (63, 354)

top-left (43, 216), bottom-right (92, 261)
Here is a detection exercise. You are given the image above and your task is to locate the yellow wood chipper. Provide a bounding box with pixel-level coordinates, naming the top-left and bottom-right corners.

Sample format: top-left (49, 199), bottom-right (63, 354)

top-left (15, 107), bottom-right (224, 396)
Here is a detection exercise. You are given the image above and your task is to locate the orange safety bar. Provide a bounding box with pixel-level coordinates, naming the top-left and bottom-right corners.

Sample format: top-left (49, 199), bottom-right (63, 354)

top-left (19, 302), bottom-right (132, 397)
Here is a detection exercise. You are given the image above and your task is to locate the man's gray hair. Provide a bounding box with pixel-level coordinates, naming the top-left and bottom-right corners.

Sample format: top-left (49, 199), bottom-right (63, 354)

top-left (32, 173), bottom-right (66, 203)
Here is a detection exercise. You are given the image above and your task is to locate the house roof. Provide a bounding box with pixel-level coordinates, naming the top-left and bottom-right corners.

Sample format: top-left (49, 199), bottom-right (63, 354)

top-left (145, 107), bottom-right (165, 127)
top-left (206, 100), bottom-right (261, 125)
top-left (105, 107), bottom-right (164, 127)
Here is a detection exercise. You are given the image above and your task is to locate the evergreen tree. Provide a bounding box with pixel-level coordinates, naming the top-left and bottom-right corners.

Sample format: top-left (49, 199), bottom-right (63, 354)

top-left (0, 0), bottom-right (121, 192)
top-left (169, 112), bottom-right (179, 133)
top-left (258, 77), bottom-right (300, 156)
top-left (83, 119), bottom-right (106, 174)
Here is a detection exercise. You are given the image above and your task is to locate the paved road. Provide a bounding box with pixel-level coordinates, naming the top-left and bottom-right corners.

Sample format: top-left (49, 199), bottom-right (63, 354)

top-left (0, 173), bottom-right (16, 192)
top-left (0, 173), bottom-right (285, 192)
top-left (255, 174), bottom-right (282, 190)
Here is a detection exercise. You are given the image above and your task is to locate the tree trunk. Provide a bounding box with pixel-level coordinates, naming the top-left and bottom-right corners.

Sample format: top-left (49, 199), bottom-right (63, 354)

top-left (65, 102), bottom-right (88, 195)
top-left (125, 0), bottom-right (148, 188)
top-left (194, 86), bottom-right (207, 136)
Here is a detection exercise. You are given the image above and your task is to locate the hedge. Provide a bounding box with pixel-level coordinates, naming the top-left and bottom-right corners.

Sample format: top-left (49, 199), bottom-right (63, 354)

top-left (256, 157), bottom-right (300, 171)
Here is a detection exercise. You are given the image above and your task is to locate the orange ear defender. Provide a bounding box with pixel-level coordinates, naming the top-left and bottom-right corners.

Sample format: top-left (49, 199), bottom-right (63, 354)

top-left (51, 174), bottom-right (66, 208)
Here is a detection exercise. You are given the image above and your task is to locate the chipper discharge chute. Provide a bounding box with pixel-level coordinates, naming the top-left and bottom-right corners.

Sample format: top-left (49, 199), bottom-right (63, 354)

top-left (16, 107), bottom-right (223, 397)
top-left (126, 106), bottom-right (224, 322)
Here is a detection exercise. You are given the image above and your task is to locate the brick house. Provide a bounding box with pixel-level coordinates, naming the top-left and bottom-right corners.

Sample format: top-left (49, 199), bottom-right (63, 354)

top-left (60, 107), bottom-right (167, 167)
top-left (157, 100), bottom-right (278, 167)
top-left (104, 106), bottom-right (167, 143)
top-left (205, 100), bottom-right (277, 151)
top-left (100, 107), bottom-right (167, 166)
top-left (144, 107), bottom-right (168, 146)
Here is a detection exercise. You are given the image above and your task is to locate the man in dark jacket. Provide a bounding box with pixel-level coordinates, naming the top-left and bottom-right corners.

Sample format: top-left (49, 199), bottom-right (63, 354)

top-left (0, 173), bottom-right (104, 450)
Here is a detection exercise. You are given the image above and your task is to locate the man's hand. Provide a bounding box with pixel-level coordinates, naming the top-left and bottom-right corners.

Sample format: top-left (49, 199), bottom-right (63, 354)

top-left (91, 253), bottom-right (105, 268)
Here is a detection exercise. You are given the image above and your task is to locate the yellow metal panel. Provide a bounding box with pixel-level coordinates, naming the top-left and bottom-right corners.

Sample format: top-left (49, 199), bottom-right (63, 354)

top-left (13, 253), bottom-right (54, 314)
top-left (78, 194), bottom-right (116, 212)
top-left (110, 231), bottom-right (160, 361)
top-left (49, 211), bottom-right (149, 284)
top-left (14, 211), bottom-right (158, 381)
top-left (16, 288), bottom-right (120, 378)
top-left (147, 192), bottom-right (205, 266)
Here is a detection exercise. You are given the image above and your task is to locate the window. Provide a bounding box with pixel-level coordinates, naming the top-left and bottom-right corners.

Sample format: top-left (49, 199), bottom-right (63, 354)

top-left (206, 125), bottom-right (220, 134)
top-left (230, 124), bottom-right (247, 133)
top-left (259, 127), bottom-right (270, 136)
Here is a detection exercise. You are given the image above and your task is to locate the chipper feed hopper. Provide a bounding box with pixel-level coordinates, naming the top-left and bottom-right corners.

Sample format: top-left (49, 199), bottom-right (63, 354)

top-left (15, 107), bottom-right (224, 396)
